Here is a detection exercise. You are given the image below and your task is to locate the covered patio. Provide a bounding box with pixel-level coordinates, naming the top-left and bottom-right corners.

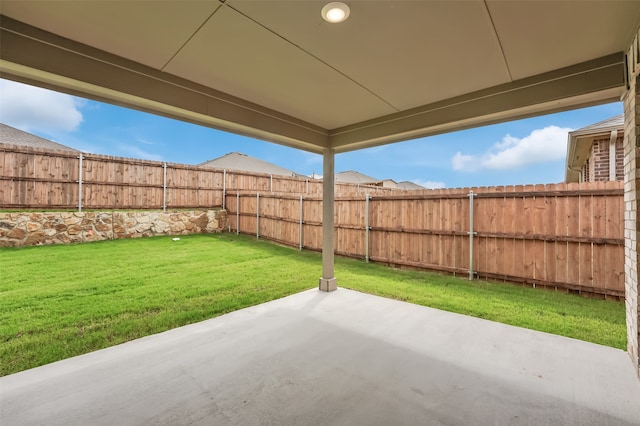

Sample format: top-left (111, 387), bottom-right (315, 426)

top-left (2, 288), bottom-right (639, 425)
top-left (1, 1), bottom-right (640, 422)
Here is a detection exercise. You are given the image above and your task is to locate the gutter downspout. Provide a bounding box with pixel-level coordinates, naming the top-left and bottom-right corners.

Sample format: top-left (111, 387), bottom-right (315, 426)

top-left (568, 165), bottom-right (583, 183)
top-left (609, 130), bottom-right (618, 181)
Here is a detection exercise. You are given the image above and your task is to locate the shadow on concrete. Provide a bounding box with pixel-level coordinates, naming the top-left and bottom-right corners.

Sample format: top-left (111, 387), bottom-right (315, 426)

top-left (1, 288), bottom-right (639, 425)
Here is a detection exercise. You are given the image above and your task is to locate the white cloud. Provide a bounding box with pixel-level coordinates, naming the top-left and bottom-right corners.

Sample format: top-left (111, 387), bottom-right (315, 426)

top-left (412, 179), bottom-right (446, 189)
top-left (451, 125), bottom-right (572, 172)
top-left (304, 153), bottom-right (322, 165)
top-left (117, 144), bottom-right (163, 162)
top-left (137, 138), bottom-right (155, 145)
top-left (0, 79), bottom-right (83, 133)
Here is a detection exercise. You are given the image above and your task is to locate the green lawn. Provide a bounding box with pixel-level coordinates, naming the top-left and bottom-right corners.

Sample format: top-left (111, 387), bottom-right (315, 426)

top-left (0, 233), bottom-right (626, 376)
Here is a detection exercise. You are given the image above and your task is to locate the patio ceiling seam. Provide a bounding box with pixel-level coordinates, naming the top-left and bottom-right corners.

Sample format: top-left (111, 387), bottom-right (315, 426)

top-left (225, 2), bottom-right (401, 113)
top-left (160, 3), bottom-right (223, 71)
top-left (482, 0), bottom-right (513, 82)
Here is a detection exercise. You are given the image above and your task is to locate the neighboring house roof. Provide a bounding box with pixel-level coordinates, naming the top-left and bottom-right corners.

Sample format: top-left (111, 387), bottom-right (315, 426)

top-left (397, 181), bottom-right (425, 190)
top-left (0, 123), bottom-right (79, 152)
top-left (199, 151), bottom-right (296, 177)
top-left (565, 115), bottom-right (624, 183)
top-left (335, 170), bottom-right (379, 184)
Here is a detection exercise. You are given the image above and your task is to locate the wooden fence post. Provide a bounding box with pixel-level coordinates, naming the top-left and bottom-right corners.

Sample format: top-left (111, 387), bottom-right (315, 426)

top-left (365, 194), bottom-right (370, 263)
top-left (222, 169), bottom-right (226, 210)
top-left (256, 192), bottom-right (260, 239)
top-left (299, 195), bottom-right (303, 250)
top-left (468, 190), bottom-right (476, 280)
top-left (162, 162), bottom-right (167, 211)
top-left (77, 153), bottom-right (83, 212)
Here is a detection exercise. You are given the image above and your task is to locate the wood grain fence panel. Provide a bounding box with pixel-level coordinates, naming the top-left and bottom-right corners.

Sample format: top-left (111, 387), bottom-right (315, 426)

top-left (452, 196), bottom-right (465, 274)
top-left (590, 183), bottom-right (607, 291)
top-left (566, 183), bottom-right (581, 286)
top-left (511, 186), bottom-right (526, 281)
top-left (521, 185), bottom-right (535, 282)
top-left (499, 185), bottom-right (516, 279)
top-left (543, 184), bottom-right (557, 284)
top-left (302, 223), bottom-right (321, 250)
top-left (605, 182), bottom-right (624, 293)
top-left (579, 190), bottom-right (594, 289)
top-left (554, 183), bottom-right (569, 285)
top-left (493, 187), bottom-right (506, 277)
top-left (532, 184), bottom-right (546, 282)
top-left (425, 198), bottom-right (439, 266)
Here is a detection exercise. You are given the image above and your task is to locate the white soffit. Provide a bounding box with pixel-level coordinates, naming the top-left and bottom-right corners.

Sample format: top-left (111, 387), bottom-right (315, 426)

top-left (487, 0), bottom-right (640, 79)
top-left (0, 1), bottom-right (637, 153)
top-left (0, 1), bottom-right (222, 69)
top-left (230, 0), bottom-right (511, 111)
top-left (163, 5), bottom-right (396, 129)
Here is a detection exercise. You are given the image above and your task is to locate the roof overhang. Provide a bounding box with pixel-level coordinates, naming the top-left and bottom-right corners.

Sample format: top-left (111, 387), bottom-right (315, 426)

top-left (1, 1), bottom-right (639, 154)
top-left (565, 122), bottom-right (624, 182)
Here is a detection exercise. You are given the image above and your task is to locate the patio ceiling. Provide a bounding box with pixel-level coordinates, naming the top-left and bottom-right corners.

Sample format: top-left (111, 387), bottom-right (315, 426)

top-left (1, 1), bottom-right (639, 154)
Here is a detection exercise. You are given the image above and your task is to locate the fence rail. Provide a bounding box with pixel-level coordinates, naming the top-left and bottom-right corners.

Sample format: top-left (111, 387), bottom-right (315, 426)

top-left (0, 145), bottom-right (625, 298)
top-left (226, 182), bottom-right (624, 298)
top-left (0, 145), bottom-right (397, 210)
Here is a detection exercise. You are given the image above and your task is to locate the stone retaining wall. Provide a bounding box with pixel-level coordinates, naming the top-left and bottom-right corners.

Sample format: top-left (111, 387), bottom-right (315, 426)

top-left (0, 210), bottom-right (227, 247)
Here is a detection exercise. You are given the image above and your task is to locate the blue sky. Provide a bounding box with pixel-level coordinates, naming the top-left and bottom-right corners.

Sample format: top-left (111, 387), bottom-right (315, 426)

top-left (0, 79), bottom-right (623, 188)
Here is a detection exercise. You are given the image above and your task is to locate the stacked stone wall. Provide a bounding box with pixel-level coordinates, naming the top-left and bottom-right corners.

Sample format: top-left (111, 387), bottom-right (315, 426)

top-left (0, 209), bottom-right (227, 247)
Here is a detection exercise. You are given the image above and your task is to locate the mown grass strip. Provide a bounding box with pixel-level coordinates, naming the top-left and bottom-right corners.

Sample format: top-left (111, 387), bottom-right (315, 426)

top-left (0, 233), bottom-right (626, 376)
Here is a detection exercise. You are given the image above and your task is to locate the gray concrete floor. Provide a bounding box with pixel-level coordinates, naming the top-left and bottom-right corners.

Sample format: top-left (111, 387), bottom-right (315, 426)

top-left (1, 288), bottom-right (639, 426)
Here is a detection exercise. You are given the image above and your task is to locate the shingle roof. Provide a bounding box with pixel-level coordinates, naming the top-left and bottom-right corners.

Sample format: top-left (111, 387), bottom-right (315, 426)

top-left (396, 181), bottom-right (425, 190)
top-left (572, 114), bottom-right (623, 133)
top-left (199, 152), bottom-right (296, 176)
top-left (0, 123), bottom-right (79, 152)
top-left (335, 170), bottom-right (379, 184)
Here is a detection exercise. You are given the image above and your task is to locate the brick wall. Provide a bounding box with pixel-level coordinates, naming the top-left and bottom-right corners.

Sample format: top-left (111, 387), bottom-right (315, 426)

top-left (587, 136), bottom-right (624, 182)
top-left (623, 73), bottom-right (640, 376)
top-left (616, 136), bottom-right (624, 180)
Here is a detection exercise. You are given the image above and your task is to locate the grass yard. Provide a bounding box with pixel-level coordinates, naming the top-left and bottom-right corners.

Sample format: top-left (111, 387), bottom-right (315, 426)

top-left (1, 233), bottom-right (626, 376)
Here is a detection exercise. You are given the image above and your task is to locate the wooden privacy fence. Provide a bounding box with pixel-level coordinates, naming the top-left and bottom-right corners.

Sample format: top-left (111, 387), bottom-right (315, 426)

top-left (0, 145), bottom-right (625, 297)
top-left (0, 145), bottom-right (395, 210)
top-left (226, 182), bottom-right (625, 298)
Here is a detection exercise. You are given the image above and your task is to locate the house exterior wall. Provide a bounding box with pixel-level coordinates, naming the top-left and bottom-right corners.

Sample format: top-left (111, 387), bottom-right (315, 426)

top-left (623, 72), bottom-right (640, 377)
top-left (583, 136), bottom-right (624, 182)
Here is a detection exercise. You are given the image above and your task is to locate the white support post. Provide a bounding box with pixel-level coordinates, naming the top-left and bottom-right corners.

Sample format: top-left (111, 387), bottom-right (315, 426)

top-left (256, 192), bottom-right (260, 239)
top-left (468, 190), bottom-right (476, 280)
top-left (305, 178), bottom-right (309, 194)
top-left (365, 194), bottom-right (370, 263)
top-left (77, 153), bottom-right (83, 212)
top-left (270, 174), bottom-right (273, 192)
top-left (236, 193), bottom-right (240, 235)
top-left (299, 195), bottom-right (303, 250)
top-left (162, 162), bottom-right (167, 212)
top-left (319, 149), bottom-right (337, 292)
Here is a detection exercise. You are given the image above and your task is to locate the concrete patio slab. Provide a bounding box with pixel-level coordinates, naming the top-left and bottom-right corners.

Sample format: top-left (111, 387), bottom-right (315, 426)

top-left (1, 288), bottom-right (639, 426)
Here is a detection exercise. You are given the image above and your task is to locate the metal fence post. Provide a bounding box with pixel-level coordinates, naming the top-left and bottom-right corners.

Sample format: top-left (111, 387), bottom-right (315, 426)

top-left (365, 194), bottom-right (370, 262)
top-left (77, 153), bottom-right (83, 212)
top-left (468, 190), bottom-right (476, 280)
top-left (236, 192), bottom-right (240, 235)
top-left (299, 195), bottom-right (303, 250)
top-left (222, 169), bottom-right (226, 210)
top-left (270, 175), bottom-right (273, 192)
top-left (256, 192), bottom-right (260, 239)
top-left (162, 162), bottom-right (167, 211)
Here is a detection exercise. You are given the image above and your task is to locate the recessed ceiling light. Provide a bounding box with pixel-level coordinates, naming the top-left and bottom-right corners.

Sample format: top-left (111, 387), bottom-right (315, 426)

top-left (321, 2), bottom-right (350, 23)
